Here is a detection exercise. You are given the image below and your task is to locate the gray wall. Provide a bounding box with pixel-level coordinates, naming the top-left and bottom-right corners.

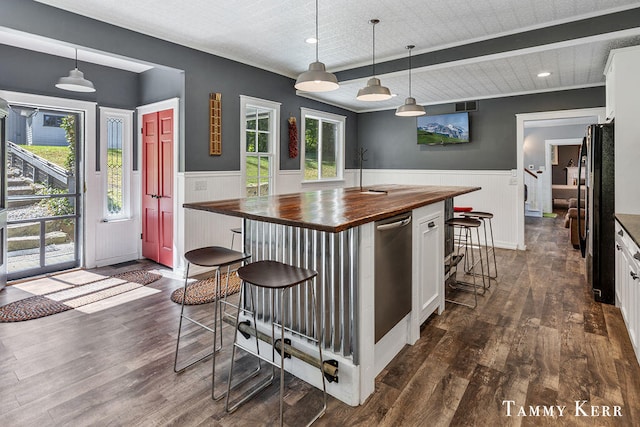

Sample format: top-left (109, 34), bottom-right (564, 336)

top-left (523, 124), bottom-right (586, 171)
top-left (0, 44), bottom-right (139, 110)
top-left (0, 1), bottom-right (606, 174)
top-left (358, 87), bottom-right (604, 170)
top-left (0, 0), bottom-right (357, 173)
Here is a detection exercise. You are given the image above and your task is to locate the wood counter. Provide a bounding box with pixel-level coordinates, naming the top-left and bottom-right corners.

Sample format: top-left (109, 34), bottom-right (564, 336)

top-left (184, 184), bottom-right (479, 233)
top-left (183, 183), bottom-right (480, 406)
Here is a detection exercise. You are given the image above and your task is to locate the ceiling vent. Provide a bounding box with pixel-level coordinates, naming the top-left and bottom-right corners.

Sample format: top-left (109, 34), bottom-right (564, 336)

top-left (455, 101), bottom-right (477, 112)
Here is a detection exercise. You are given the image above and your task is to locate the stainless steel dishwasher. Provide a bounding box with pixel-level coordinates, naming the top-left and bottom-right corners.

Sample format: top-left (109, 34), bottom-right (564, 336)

top-left (375, 213), bottom-right (412, 343)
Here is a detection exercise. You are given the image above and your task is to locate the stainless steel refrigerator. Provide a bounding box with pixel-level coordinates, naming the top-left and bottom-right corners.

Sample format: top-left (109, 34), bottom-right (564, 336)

top-left (0, 98), bottom-right (7, 291)
top-left (578, 122), bottom-right (615, 304)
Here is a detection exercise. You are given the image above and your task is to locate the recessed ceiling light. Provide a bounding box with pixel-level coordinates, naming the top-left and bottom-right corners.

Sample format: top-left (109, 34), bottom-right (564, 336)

top-left (537, 71), bottom-right (552, 77)
top-left (305, 37), bottom-right (318, 44)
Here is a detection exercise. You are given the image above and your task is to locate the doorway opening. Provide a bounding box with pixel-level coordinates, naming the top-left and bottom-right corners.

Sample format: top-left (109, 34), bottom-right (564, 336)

top-left (516, 108), bottom-right (605, 250)
top-left (5, 104), bottom-right (82, 280)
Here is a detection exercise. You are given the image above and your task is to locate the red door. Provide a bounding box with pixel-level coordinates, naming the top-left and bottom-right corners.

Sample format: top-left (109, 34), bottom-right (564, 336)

top-left (142, 109), bottom-right (173, 267)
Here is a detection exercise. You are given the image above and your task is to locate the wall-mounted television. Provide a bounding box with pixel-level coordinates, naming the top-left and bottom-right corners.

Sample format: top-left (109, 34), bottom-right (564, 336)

top-left (417, 112), bottom-right (470, 145)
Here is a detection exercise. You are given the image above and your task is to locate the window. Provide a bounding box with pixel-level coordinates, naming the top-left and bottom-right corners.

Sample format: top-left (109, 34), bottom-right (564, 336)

top-left (100, 107), bottom-right (133, 219)
top-left (43, 114), bottom-right (64, 127)
top-left (240, 96), bottom-right (280, 197)
top-left (301, 108), bottom-right (345, 182)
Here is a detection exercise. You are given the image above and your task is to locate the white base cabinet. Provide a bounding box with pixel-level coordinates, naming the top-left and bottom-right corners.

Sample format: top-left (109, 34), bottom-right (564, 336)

top-left (413, 203), bottom-right (444, 325)
top-left (615, 220), bottom-right (640, 365)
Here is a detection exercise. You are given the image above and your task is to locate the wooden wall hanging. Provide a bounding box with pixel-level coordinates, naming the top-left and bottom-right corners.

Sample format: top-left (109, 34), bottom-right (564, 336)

top-left (209, 93), bottom-right (222, 155)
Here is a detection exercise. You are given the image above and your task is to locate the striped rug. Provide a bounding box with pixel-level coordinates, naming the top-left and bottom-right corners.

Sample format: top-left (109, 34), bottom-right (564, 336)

top-left (0, 270), bottom-right (162, 322)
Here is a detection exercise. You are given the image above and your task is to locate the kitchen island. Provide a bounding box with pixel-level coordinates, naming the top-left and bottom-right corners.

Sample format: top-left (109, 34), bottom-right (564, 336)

top-left (184, 184), bottom-right (479, 405)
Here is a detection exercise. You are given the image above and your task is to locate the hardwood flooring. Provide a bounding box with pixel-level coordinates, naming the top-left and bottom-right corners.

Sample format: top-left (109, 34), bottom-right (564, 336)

top-left (1, 215), bottom-right (639, 426)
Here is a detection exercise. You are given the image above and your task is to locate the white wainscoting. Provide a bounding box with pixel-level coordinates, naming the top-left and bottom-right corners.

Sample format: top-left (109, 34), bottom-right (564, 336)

top-left (361, 169), bottom-right (519, 249)
top-left (178, 168), bottom-right (518, 275)
top-left (95, 219), bottom-right (140, 266)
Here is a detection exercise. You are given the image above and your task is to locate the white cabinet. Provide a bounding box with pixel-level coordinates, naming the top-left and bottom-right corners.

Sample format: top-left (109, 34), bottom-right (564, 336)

top-left (615, 220), bottom-right (640, 365)
top-left (605, 46), bottom-right (640, 214)
top-left (605, 61), bottom-right (615, 121)
top-left (413, 205), bottom-right (444, 324)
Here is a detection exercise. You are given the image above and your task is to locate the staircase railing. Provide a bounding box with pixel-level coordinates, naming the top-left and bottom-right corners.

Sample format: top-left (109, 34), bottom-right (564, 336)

top-left (6, 141), bottom-right (68, 188)
top-left (524, 168), bottom-right (542, 215)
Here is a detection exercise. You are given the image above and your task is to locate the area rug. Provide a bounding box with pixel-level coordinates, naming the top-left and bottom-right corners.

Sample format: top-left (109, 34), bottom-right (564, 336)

top-left (170, 272), bottom-right (241, 305)
top-left (0, 270), bottom-right (162, 322)
top-left (543, 212), bottom-right (558, 218)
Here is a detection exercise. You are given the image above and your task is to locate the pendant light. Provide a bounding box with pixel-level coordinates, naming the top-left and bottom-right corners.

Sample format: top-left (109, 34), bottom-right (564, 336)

top-left (395, 45), bottom-right (425, 117)
top-left (55, 49), bottom-right (96, 93)
top-left (357, 19), bottom-right (392, 101)
top-left (295, 0), bottom-right (339, 92)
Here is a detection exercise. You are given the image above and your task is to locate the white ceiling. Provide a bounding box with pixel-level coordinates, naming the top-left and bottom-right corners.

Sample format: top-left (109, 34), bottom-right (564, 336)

top-left (16, 0), bottom-right (640, 111)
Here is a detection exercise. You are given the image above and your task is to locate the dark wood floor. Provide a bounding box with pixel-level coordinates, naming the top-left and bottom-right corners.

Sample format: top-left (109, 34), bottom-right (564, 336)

top-left (1, 215), bottom-right (639, 426)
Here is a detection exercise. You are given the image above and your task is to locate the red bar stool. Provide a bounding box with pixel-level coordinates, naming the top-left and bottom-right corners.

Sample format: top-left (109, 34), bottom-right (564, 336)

top-left (462, 211), bottom-right (498, 281)
top-left (445, 217), bottom-right (486, 308)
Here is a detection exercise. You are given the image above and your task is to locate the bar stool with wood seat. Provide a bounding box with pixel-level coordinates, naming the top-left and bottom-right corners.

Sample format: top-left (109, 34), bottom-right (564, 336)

top-left (174, 246), bottom-right (251, 396)
top-left (445, 217), bottom-right (486, 308)
top-left (462, 211), bottom-right (498, 282)
top-left (225, 260), bottom-right (327, 426)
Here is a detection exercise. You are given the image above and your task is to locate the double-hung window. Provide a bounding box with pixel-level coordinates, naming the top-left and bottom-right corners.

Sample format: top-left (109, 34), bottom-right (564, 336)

top-left (99, 107), bottom-right (133, 220)
top-left (301, 108), bottom-right (345, 182)
top-left (241, 96), bottom-right (280, 197)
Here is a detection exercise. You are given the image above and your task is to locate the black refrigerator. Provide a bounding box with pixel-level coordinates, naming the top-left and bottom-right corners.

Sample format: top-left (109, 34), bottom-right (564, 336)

top-left (578, 122), bottom-right (615, 304)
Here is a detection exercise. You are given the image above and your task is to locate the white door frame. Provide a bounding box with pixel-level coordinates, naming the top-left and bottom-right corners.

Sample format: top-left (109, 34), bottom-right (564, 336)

top-left (543, 138), bottom-right (582, 213)
top-left (516, 107), bottom-right (605, 250)
top-left (0, 89), bottom-right (96, 268)
top-left (136, 98), bottom-right (180, 271)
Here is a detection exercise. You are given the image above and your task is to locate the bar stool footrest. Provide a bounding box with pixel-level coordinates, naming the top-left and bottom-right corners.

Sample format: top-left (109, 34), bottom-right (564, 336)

top-left (274, 338), bottom-right (292, 359)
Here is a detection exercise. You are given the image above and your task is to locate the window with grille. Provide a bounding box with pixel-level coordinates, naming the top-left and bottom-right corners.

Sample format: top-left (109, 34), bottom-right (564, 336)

top-left (100, 108), bottom-right (132, 220)
top-left (240, 96), bottom-right (280, 197)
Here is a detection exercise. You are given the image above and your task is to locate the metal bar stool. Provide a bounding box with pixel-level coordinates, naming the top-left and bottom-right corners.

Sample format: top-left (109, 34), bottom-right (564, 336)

top-left (174, 247), bottom-right (251, 396)
top-left (225, 260), bottom-right (327, 427)
top-left (462, 211), bottom-right (498, 281)
top-left (445, 217), bottom-right (486, 309)
top-left (230, 227), bottom-right (242, 251)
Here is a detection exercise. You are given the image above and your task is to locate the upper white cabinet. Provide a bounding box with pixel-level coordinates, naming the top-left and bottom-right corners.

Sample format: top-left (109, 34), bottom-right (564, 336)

top-left (605, 46), bottom-right (640, 214)
top-left (605, 60), bottom-right (615, 121)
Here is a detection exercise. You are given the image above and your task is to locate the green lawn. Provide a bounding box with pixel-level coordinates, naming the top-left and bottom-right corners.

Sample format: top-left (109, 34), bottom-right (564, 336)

top-left (304, 158), bottom-right (337, 180)
top-left (20, 145), bottom-right (69, 169)
top-left (417, 130), bottom-right (467, 145)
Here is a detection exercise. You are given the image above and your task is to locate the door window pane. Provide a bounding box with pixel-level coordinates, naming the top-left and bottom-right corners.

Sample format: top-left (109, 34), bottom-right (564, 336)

top-left (106, 117), bottom-right (124, 216)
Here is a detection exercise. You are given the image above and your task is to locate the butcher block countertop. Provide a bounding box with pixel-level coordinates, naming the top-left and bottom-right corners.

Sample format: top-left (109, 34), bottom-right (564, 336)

top-left (184, 184), bottom-right (480, 233)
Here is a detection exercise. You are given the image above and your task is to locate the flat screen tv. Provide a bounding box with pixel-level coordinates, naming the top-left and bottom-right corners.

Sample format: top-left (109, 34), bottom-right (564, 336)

top-left (417, 112), bottom-right (470, 145)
